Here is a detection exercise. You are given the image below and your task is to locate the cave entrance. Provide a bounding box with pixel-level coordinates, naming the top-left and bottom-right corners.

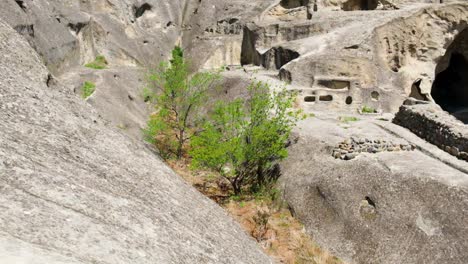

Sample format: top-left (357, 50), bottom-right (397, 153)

top-left (280, 0), bottom-right (309, 9)
top-left (342, 0), bottom-right (378, 11)
top-left (134, 3), bottom-right (152, 19)
top-left (431, 28), bottom-right (468, 123)
top-left (279, 0), bottom-right (312, 19)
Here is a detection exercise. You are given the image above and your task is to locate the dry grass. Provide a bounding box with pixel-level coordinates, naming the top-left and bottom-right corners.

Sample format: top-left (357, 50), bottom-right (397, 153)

top-left (225, 201), bottom-right (341, 264)
top-left (169, 159), bottom-right (342, 264)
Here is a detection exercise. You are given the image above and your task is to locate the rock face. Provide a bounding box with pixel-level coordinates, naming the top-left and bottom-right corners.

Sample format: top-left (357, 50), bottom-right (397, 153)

top-left (260, 2), bottom-right (468, 263)
top-left (0, 0), bottom-right (187, 140)
top-left (2, 0), bottom-right (468, 263)
top-left (280, 114), bottom-right (468, 264)
top-left (0, 0), bottom-right (183, 75)
top-left (241, 1), bottom-right (468, 113)
top-left (0, 19), bottom-right (271, 263)
top-left (238, 8), bottom-right (468, 263)
top-left (181, 0), bottom-right (277, 69)
top-left (0, 0), bottom-right (278, 140)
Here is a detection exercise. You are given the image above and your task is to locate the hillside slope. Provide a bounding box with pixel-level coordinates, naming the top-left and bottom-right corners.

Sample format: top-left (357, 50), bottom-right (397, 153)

top-left (0, 19), bottom-right (271, 264)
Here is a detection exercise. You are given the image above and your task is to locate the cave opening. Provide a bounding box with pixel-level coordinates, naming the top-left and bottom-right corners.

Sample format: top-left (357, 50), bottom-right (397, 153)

top-left (134, 3), bottom-right (152, 19)
top-left (280, 0), bottom-right (309, 9)
top-left (431, 28), bottom-right (468, 123)
top-left (342, 0), bottom-right (378, 11)
top-left (304, 96), bottom-right (316, 102)
top-left (274, 47), bottom-right (300, 69)
top-left (279, 0), bottom-right (312, 19)
top-left (15, 0), bottom-right (27, 11)
top-left (319, 95), bottom-right (333, 102)
top-left (409, 79), bottom-right (427, 101)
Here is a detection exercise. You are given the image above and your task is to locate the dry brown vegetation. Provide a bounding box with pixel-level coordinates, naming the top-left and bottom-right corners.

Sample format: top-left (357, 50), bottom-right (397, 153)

top-left (168, 160), bottom-right (342, 264)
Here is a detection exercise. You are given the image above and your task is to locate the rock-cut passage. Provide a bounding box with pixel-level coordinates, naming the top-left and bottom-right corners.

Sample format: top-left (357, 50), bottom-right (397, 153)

top-left (431, 27), bottom-right (468, 123)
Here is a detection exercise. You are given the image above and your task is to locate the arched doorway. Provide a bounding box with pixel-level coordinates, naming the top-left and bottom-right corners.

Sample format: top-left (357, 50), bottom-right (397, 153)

top-left (431, 28), bottom-right (468, 123)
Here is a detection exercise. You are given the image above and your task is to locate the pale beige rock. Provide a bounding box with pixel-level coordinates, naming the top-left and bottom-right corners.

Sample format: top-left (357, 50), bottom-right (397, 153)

top-left (2, 0), bottom-right (468, 263)
top-left (0, 18), bottom-right (272, 264)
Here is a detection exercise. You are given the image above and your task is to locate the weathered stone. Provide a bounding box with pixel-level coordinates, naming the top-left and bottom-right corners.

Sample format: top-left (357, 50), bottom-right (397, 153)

top-left (451, 147), bottom-right (460, 157)
top-left (359, 199), bottom-right (377, 220)
top-left (344, 153), bottom-right (357, 160)
top-left (0, 19), bottom-right (271, 264)
top-left (281, 118), bottom-right (468, 264)
top-left (333, 151), bottom-right (342, 159)
top-left (2, 1), bottom-right (468, 264)
top-left (334, 137), bottom-right (415, 159)
top-left (460, 152), bottom-right (468, 161)
top-left (394, 104), bottom-right (468, 159)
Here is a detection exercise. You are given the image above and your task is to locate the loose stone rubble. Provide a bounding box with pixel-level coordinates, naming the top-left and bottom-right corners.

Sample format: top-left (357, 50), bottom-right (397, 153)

top-left (332, 137), bottom-right (415, 160)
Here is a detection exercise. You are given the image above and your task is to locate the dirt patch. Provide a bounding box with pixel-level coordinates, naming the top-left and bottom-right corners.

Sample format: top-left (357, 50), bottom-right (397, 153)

top-left (168, 159), bottom-right (342, 264)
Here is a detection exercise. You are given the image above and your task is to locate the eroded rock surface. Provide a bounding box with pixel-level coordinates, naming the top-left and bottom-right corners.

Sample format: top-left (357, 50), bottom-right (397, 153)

top-left (242, 1), bottom-right (468, 114)
top-left (1, 0), bottom-right (468, 263)
top-left (0, 0), bottom-right (183, 75)
top-left (280, 113), bottom-right (468, 264)
top-left (0, 19), bottom-right (272, 264)
top-left (256, 2), bottom-right (468, 263)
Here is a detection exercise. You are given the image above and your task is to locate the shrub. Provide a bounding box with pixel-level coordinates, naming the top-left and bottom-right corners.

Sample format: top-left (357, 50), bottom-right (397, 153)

top-left (143, 46), bottom-right (221, 159)
top-left (85, 55), bottom-right (108, 69)
top-left (339, 116), bottom-right (359, 122)
top-left (361, 105), bottom-right (377, 114)
top-left (252, 209), bottom-right (271, 241)
top-left (190, 81), bottom-right (304, 194)
top-left (82, 81), bottom-right (96, 99)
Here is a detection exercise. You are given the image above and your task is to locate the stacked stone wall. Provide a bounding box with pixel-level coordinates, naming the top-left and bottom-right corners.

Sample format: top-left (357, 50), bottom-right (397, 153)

top-left (393, 101), bottom-right (468, 161)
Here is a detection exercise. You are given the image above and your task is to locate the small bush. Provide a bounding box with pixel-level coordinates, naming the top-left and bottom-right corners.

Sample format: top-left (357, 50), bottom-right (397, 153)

top-left (190, 81), bottom-right (304, 194)
top-left (361, 105), bottom-right (377, 114)
top-left (82, 81), bottom-right (96, 99)
top-left (339, 116), bottom-right (359, 122)
top-left (85, 55), bottom-right (108, 69)
top-left (143, 46), bottom-right (221, 159)
top-left (252, 210), bottom-right (271, 241)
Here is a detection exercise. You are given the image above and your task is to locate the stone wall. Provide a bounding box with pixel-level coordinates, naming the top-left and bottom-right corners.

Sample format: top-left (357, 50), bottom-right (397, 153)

top-left (393, 100), bottom-right (468, 161)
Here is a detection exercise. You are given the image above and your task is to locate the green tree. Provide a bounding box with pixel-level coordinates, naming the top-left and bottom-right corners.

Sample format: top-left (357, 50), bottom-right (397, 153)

top-left (144, 46), bottom-right (221, 159)
top-left (190, 81), bottom-right (304, 194)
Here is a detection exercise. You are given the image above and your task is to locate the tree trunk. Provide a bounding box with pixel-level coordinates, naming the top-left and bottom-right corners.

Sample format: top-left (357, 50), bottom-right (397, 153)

top-left (176, 130), bottom-right (184, 159)
top-left (232, 183), bottom-right (241, 195)
top-left (230, 175), bottom-right (243, 195)
top-left (257, 163), bottom-right (264, 186)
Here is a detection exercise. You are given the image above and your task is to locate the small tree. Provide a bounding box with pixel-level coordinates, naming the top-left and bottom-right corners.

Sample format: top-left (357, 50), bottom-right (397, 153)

top-left (190, 81), bottom-right (304, 194)
top-left (144, 46), bottom-right (221, 159)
